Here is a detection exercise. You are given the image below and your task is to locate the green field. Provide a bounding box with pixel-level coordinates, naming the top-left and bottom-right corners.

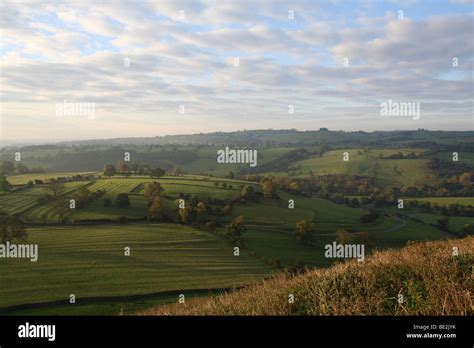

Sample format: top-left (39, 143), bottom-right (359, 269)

top-left (6, 172), bottom-right (98, 185)
top-left (1, 138), bottom-right (471, 316)
top-left (0, 176), bottom-right (250, 222)
top-left (0, 182), bottom-right (91, 217)
top-left (406, 197), bottom-right (474, 206)
top-left (407, 212), bottom-right (474, 232)
top-left (270, 148), bottom-right (440, 187)
top-left (0, 224), bottom-right (271, 313)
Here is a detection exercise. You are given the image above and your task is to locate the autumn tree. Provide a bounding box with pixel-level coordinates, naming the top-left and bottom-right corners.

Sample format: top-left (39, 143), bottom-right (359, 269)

top-left (144, 182), bottom-right (164, 202)
top-left (0, 213), bottom-right (27, 244)
top-left (148, 195), bottom-right (162, 220)
top-left (335, 229), bottom-right (352, 244)
top-left (261, 177), bottom-right (277, 198)
top-left (294, 219), bottom-right (314, 245)
top-left (226, 215), bottom-right (246, 243)
top-left (103, 164), bottom-right (116, 178)
top-left (117, 161), bottom-right (131, 178)
top-left (241, 185), bottom-right (254, 199)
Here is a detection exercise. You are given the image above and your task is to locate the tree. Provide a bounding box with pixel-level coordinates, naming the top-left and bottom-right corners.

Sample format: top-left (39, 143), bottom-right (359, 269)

top-left (117, 161), bottom-right (130, 178)
top-left (148, 195), bottom-right (163, 220)
top-left (115, 193), bottom-right (130, 208)
top-left (0, 173), bottom-right (11, 192)
top-left (203, 221), bottom-right (216, 232)
top-left (53, 199), bottom-right (69, 223)
top-left (335, 229), bottom-right (352, 244)
top-left (462, 224), bottom-right (474, 235)
top-left (459, 172), bottom-right (472, 188)
top-left (178, 206), bottom-right (196, 224)
top-left (72, 187), bottom-right (92, 208)
top-left (437, 217), bottom-right (450, 231)
top-left (360, 212), bottom-right (379, 223)
top-left (138, 164), bottom-right (151, 175)
top-left (144, 182), bottom-right (164, 202)
top-left (0, 213), bottom-right (27, 244)
top-left (196, 202), bottom-right (208, 224)
top-left (150, 167), bottom-right (166, 178)
top-left (1, 161), bottom-right (15, 175)
top-left (261, 177), bottom-right (277, 198)
top-left (103, 198), bottom-right (112, 207)
top-left (289, 181), bottom-right (301, 193)
top-left (227, 171), bottom-right (234, 179)
top-left (170, 167), bottom-right (184, 176)
top-left (130, 162), bottom-right (140, 173)
top-left (46, 182), bottom-right (65, 198)
top-left (294, 220), bottom-right (314, 245)
top-left (241, 185), bottom-right (254, 199)
top-left (103, 164), bottom-right (116, 178)
top-left (226, 216), bottom-right (246, 243)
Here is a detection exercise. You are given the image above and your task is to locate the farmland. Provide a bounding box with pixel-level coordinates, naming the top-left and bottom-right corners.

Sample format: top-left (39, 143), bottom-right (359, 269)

top-left (273, 148), bottom-right (441, 187)
top-left (0, 224), bottom-right (271, 314)
top-left (0, 130), bottom-right (472, 315)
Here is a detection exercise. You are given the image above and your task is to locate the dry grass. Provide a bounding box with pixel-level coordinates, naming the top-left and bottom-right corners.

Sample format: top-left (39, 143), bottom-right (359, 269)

top-left (141, 237), bottom-right (474, 316)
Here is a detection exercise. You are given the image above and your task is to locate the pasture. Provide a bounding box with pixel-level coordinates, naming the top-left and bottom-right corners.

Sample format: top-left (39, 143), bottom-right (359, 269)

top-left (0, 224), bottom-right (271, 313)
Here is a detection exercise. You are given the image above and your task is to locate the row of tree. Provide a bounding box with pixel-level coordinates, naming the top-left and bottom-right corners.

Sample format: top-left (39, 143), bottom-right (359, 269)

top-left (103, 163), bottom-right (184, 178)
top-left (1, 161), bottom-right (45, 175)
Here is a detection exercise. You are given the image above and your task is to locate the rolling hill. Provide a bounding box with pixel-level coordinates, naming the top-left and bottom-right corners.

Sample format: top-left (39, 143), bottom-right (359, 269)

top-left (142, 236), bottom-right (473, 316)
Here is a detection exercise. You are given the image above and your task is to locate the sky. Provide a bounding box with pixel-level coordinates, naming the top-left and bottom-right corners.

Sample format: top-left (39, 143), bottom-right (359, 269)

top-left (0, 0), bottom-right (473, 142)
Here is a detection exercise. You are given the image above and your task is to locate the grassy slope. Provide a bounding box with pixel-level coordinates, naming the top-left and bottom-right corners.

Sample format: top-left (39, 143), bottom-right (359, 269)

top-left (0, 182), bottom-right (91, 216)
top-left (1, 176), bottom-right (252, 222)
top-left (226, 191), bottom-right (452, 266)
top-left (181, 147), bottom-right (297, 175)
top-left (268, 148), bottom-right (441, 187)
top-left (0, 224), bottom-right (271, 310)
top-left (142, 236), bottom-right (473, 315)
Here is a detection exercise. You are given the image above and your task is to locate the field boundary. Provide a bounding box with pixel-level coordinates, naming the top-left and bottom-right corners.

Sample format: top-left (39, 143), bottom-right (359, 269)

top-left (0, 287), bottom-right (241, 315)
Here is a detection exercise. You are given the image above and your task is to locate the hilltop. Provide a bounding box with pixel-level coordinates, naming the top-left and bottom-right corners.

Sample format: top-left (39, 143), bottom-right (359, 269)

top-left (142, 236), bottom-right (473, 316)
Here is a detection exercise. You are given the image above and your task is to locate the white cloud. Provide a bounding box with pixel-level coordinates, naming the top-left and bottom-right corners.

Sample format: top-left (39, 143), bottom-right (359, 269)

top-left (0, 0), bottom-right (473, 140)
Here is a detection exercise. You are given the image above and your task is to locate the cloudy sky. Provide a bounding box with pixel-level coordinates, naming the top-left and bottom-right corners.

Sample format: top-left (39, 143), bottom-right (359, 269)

top-left (0, 0), bottom-right (473, 141)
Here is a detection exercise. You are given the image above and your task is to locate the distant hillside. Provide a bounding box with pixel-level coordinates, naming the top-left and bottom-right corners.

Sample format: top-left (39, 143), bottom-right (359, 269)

top-left (1, 129), bottom-right (473, 175)
top-left (142, 237), bottom-right (473, 315)
top-left (16, 129), bottom-right (474, 148)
